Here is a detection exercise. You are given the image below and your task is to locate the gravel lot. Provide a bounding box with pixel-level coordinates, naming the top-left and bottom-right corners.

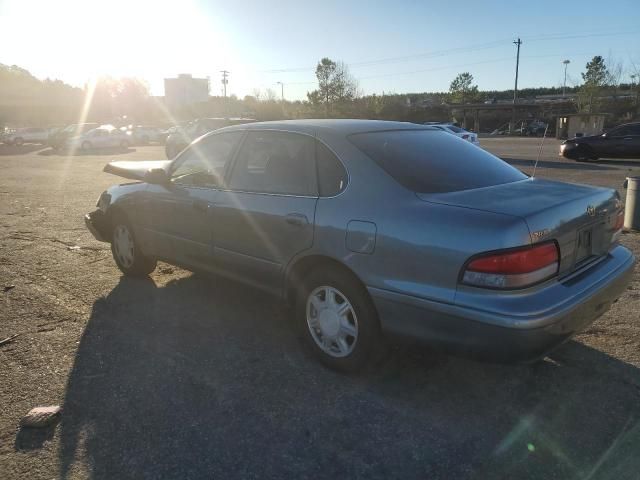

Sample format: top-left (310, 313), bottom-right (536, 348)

top-left (1, 138), bottom-right (639, 479)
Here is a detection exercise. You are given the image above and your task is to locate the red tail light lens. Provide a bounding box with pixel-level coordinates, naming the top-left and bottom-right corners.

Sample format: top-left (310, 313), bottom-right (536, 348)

top-left (462, 242), bottom-right (559, 289)
top-left (614, 210), bottom-right (624, 231)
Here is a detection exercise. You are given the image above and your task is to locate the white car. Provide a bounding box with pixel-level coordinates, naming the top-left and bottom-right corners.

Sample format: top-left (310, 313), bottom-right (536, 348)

top-left (2, 127), bottom-right (49, 145)
top-left (65, 126), bottom-right (131, 151)
top-left (425, 123), bottom-right (480, 147)
top-left (121, 125), bottom-right (163, 145)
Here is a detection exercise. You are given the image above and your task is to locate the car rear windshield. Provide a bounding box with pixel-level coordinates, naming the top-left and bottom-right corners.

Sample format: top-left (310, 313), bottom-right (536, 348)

top-left (349, 129), bottom-right (526, 193)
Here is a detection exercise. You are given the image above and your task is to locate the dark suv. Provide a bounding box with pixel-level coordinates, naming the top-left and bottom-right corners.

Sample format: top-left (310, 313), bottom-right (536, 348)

top-left (164, 118), bottom-right (256, 159)
top-left (560, 122), bottom-right (640, 161)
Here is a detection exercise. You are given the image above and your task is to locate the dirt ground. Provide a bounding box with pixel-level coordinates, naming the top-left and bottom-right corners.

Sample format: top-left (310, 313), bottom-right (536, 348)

top-left (1, 138), bottom-right (639, 479)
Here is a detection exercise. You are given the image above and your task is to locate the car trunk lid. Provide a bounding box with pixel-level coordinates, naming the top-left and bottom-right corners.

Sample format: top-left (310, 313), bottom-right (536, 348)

top-left (418, 178), bottom-right (622, 276)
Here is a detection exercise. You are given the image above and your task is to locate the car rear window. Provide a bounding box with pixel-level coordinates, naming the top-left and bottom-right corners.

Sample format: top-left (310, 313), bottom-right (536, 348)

top-left (349, 129), bottom-right (526, 193)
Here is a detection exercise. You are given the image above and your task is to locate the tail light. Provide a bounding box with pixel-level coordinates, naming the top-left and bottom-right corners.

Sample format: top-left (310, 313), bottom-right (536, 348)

top-left (614, 210), bottom-right (624, 231)
top-left (461, 242), bottom-right (559, 289)
top-left (612, 209), bottom-right (624, 242)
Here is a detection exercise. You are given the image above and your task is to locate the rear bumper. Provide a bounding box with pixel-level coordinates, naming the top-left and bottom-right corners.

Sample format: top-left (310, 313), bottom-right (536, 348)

top-left (84, 210), bottom-right (110, 243)
top-left (370, 245), bottom-right (635, 362)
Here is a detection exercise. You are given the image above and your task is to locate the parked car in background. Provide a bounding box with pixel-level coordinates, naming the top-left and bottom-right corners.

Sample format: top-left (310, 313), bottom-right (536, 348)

top-left (64, 125), bottom-right (130, 151)
top-left (85, 120), bottom-right (634, 372)
top-left (164, 117), bottom-right (256, 158)
top-left (1, 127), bottom-right (49, 145)
top-left (425, 122), bottom-right (480, 146)
top-left (121, 125), bottom-right (164, 145)
top-left (561, 122), bottom-right (640, 161)
top-left (49, 123), bottom-right (100, 150)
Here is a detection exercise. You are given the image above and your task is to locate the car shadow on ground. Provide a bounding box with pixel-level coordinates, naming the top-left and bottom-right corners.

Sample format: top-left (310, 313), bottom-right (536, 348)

top-left (56, 274), bottom-right (640, 479)
top-left (37, 147), bottom-right (137, 157)
top-left (0, 144), bottom-right (48, 155)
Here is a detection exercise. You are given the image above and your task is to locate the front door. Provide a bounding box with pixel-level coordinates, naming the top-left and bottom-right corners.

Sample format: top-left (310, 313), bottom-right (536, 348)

top-left (212, 130), bottom-right (318, 294)
top-left (139, 131), bottom-right (244, 268)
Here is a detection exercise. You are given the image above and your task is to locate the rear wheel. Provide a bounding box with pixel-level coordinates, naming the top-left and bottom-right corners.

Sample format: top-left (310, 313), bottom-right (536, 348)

top-left (110, 214), bottom-right (156, 276)
top-left (81, 141), bottom-right (91, 151)
top-left (14, 137), bottom-right (24, 146)
top-left (296, 266), bottom-right (385, 372)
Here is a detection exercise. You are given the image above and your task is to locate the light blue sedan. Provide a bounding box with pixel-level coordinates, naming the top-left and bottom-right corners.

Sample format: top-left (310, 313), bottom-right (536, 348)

top-left (85, 120), bottom-right (635, 371)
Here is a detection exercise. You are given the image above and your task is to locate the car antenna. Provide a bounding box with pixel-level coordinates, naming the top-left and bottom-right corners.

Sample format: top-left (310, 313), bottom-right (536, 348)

top-left (531, 124), bottom-right (549, 179)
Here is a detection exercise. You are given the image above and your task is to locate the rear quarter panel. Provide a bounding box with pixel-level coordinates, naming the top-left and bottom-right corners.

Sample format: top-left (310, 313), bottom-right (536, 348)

top-left (306, 135), bottom-right (532, 305)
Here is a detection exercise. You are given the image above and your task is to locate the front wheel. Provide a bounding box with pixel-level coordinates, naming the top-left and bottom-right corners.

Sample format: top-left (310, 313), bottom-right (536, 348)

top-left (296, 266), bottom-right (385, 372)
top-left (574, 145), bottom-right (598, 162)
top-left (110, 215), bottom-right (156, 276)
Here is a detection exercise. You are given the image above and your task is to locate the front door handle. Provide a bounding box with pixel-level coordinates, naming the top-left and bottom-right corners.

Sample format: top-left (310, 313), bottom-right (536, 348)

top-left (285, 213), bottom-right (308, 226)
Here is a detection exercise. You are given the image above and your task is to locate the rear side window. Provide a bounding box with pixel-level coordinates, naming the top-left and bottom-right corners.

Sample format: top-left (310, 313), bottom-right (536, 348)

top-left (349, 129), bottom-right (526, 193)
top-left (229, 131), bottom-right (317, 196)
top-left (316, 141), bottom-right (347, 196)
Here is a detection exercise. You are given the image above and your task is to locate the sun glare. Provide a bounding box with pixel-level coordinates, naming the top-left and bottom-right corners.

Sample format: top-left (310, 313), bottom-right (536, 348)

top-left (0, 0), bottom-right (230, 92)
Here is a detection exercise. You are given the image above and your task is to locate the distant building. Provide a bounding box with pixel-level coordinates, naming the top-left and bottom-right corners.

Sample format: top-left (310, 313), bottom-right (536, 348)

top-left (164, 74), bottom-right (209, 109)
top-left (556, 113), bottom-right (607, 139)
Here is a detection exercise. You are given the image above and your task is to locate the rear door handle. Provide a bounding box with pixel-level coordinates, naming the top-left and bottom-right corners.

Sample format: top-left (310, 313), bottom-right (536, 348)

top-left (285, 213), bottom-right (308, 226)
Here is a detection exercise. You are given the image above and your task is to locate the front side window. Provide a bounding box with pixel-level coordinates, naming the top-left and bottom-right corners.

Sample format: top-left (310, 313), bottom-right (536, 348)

top-left (171, 132), bottom-right (243, 188)
top-left (229, 131), bottom-right (317, 196)
top-left (350, 129), bottom-right (527, 194)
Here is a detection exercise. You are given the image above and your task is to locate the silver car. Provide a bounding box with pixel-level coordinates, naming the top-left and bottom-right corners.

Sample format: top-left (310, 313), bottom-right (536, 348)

top-left (66, 126), bottom-right (131, 151)
top-left (85, 120), bottom-right (635, 371)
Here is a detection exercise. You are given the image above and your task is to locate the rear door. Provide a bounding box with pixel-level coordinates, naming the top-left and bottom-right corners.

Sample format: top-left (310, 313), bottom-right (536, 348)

top-left (212, 130), bottom-right (318, 293)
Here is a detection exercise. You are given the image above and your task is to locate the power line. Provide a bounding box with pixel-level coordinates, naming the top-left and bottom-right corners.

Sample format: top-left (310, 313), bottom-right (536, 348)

top-left (256, 29), bottom-right (640, 75)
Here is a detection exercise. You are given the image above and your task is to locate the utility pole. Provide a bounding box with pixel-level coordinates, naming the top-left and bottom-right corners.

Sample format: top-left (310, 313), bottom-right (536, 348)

top-left (220, 70), bottom-right (229, 117)
top-left (220, 70), bottom-right (229, 98)
top-left (510, 37), bottom-right (522, 134)
top-left (562, 60), bottom-right (570, 97)
top-left (276, 81), bottom-right (284, 101)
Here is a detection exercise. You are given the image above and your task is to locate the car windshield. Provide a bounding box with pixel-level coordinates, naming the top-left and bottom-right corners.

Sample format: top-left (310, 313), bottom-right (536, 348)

top-left (349, 129), bottom-right (526, 193)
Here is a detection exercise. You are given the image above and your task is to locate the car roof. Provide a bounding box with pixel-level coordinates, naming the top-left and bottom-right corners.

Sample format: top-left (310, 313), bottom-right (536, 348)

top-left (220, 119), bottom-right (435, 136)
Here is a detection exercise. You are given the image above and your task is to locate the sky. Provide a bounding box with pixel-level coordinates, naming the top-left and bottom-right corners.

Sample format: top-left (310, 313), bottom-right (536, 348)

top-left (1, 0), bottom-right (639, 100)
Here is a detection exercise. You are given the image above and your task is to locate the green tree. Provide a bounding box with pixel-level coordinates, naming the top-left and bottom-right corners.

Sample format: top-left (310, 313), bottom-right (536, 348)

top-left (449, 72), bottom-right (478, 104)
top-left (449, 72), bottom-right (478, 128)
top-left (307, 57), bottom-right (358, 117)
top-left (578, 56), bottom-right (609, 113)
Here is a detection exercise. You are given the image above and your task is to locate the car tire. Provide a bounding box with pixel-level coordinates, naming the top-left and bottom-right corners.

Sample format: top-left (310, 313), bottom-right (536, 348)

top-left (81, 141), bottom-right (91, 151)
top-left (296, 266), bottom-right (385, 373)
top-left (120, 140), bottom-right (130, 150)
top-left (14, 137), bottom-right (24, 146)
top-left (110, 213), bottom-right (156, 277)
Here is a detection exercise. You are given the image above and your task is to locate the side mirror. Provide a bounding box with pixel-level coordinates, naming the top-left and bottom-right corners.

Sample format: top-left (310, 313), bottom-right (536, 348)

top-left (623, 179), bottom-right (628, 189)
top-left (144, 168), bottom-right (169, 185)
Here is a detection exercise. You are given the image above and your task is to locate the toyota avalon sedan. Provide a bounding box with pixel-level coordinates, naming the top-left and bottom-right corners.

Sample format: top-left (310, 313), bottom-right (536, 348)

top-left (85, 120), bottom-right (635, 372)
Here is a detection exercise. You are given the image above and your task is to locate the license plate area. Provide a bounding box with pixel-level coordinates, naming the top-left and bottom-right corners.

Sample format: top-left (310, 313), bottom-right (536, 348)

top-left (575, 222), bottom-right (606, 267)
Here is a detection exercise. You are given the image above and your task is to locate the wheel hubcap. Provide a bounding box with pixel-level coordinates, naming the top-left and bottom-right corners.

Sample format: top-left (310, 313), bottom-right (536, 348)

top-left (306, 286), bottom-right (358, 358)
top-left (113, 225), bottom-right (135, 268)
